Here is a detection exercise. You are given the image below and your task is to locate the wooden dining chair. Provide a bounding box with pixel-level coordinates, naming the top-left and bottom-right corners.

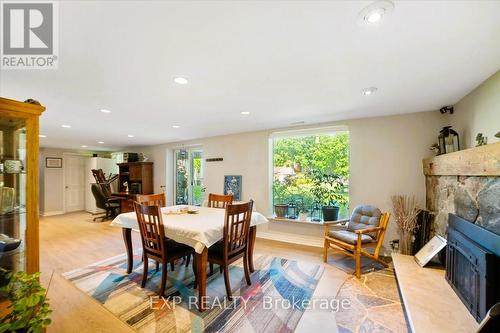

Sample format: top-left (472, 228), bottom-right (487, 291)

top-left (135, 193), bottom-right (166, 207)
top-left (207, 200), bottom-right (254, 299)
top-left (134, 202), bottom-right (194, 296)
top-left (207, 193), bottom-right (233, 209)
top-left (135, 193), bottom-right (190, 270)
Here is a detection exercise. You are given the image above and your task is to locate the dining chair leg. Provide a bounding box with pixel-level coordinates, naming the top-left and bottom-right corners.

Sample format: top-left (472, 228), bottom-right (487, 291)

top-left (223, 265), bottom-right (232, 299)
top-left (159, 261), bottom-right (168, 297)
top-left (209, 263), bottom-right (214, 275)
top-left (219, 266), bottom-right (223, 274)
top-left (243, 251), bottom-right (252, 286)
top-left (141, 255), bottom-right (148, 288)
top-left (155, 262), bottom-right (159, 272)
top-left (185, 255), bottom-right (191, 267)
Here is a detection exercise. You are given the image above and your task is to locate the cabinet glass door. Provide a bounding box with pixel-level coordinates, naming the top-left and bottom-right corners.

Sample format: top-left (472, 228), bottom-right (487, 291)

top-left (0, 115), bottom-right (27, 273)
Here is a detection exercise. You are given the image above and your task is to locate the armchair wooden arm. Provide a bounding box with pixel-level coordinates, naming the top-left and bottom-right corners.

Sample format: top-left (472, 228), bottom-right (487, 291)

top-left (354, 226), bottom-right (384, 234)
top-left (324, 218), bottom-right (349, 236)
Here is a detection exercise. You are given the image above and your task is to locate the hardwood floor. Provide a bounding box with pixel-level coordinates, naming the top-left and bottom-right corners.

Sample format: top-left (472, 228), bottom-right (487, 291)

top-left (39, 211), bottom-right (346, 332)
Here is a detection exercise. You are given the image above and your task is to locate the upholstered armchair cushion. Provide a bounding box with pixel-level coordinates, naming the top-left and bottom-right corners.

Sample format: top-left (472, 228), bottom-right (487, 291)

top-left (346, 205), bottom-right (382, 239)
top-left (328, 230), bottom-right (374, 245)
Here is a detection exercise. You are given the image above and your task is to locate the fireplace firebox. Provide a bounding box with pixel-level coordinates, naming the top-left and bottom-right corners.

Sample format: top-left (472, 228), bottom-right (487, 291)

top-left (446, 214), bottom-right (500, 329)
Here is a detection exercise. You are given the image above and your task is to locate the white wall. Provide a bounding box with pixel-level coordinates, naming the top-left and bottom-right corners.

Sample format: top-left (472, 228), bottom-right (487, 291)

top-left (128, 110), bottom-right (447, 249)
top-left (39, 148), bottom-right (112, 215)
top-left (451, 70), bottom-right (500, 149)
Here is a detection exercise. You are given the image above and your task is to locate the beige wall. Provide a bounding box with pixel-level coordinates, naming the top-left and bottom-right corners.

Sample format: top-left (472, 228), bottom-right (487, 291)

top-left (39, 148), bottom-right (111, 215)
top-left (130, 110), bottom-right (447, 248)
top-left (451, 70), bottom-right (500, 149)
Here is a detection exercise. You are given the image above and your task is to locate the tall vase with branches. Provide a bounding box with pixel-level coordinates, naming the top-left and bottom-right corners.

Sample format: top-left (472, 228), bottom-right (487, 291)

top-left (391, 195), bottom-right (420, 255)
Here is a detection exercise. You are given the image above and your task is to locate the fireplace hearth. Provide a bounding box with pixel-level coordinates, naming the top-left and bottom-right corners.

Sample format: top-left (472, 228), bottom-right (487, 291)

top-left (446, 214), bottom-right (500, 329)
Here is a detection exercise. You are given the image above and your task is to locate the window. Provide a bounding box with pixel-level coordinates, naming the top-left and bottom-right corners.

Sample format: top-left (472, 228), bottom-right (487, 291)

top-left (271, 127), bottom-right (349, 220)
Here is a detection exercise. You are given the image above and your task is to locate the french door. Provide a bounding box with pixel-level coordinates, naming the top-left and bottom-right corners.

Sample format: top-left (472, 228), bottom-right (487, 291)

top-left (174, 148), bottom-right (204, 206)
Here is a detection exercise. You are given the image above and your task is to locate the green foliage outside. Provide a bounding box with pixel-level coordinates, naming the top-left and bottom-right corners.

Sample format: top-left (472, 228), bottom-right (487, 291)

top-left (0, 269), bottom-right (51, 333)
top-left (273, 132), bottom-right (350, 218)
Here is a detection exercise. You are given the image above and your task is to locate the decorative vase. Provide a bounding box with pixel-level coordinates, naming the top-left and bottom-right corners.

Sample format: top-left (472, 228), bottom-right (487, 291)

top-left (274, 204), bottom-right (288, 218)
top-left (399, 232), bottom-right (414, 255)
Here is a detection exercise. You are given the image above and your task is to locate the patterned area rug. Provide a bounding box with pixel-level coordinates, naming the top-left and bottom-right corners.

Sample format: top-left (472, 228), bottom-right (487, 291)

top-left (63, 252), bottom-right (324, 333)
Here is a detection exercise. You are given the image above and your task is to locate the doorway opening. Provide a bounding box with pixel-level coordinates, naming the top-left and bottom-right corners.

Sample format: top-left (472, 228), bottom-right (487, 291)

top-left (174, 148), bottom-right (204, 206)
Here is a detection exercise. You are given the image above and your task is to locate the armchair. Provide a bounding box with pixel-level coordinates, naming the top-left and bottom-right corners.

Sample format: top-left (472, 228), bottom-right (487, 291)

top-left (323, 205), bottom-right (390, 278)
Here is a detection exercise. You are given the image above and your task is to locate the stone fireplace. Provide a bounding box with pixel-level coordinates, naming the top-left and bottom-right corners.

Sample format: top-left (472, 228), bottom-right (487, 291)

top-left (423, 142), bottom-right (500, 327)
top-left (424, 142), bottom-right (500, 237)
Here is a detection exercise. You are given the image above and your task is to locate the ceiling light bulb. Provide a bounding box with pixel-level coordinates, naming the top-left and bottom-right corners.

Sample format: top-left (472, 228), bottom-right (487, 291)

top-left (127, 134), bottom-right (135, 138)
top-left (39, 134), bottom-right (47, 138)
top-left (241, 111), bottom-right (250, 115)
top-left (97, 141), bottom-right (104, 144)
top-left (361, 87), bottom-right (378, 95)
top-left (81, 145), bottom-right (88, 148)
top-left (366, 10), bottom-right (383, 23)
top-left (172, 125), bottom-right (180, 129)
top-left (174, 77), bottom-right (188, 85)
top-left (61, 124), bottom-right (71, 128)
top-left (357, 1), bottom-right (394, 26)
top-left (100, 109), bottom-right (111, 113)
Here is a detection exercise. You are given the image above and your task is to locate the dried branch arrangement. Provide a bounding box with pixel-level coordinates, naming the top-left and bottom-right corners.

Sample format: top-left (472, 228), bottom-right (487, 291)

top-left (391, 194), bottom-right (421, 234)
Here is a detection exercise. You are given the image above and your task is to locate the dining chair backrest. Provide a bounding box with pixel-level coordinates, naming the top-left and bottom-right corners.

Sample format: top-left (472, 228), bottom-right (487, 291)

top-left (208, 193), bottom-right (233, 209)
top-left (134, 202), bottom-right (165, 261)
top-left (135, 193), bottom-right (166, 207)
top-left (223, 200), bottom-right (253, 258)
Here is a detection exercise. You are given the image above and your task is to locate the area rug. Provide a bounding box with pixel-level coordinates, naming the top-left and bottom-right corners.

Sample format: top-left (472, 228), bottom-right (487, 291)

top-left (63, 252), bottom-right (324, 333)
top-left (327, 249), bottom-right (389, 276)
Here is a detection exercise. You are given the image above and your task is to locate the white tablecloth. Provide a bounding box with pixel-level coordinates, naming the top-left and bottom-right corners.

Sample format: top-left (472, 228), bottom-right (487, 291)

top-left (110, 205), bottom-right (268, 254)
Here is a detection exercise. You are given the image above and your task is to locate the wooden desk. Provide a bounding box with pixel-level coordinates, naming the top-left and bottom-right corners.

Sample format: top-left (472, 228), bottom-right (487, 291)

top-left (111, 192), bottom-right (138, 213)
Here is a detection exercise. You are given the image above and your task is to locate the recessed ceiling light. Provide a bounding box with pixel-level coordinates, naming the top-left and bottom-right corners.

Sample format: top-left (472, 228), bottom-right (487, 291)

top-left (39, 134), bottom-right (47, 138)
top-left (61, 124), bottom-right (71, 128)
top-left (357, 0), bottom-right (394, 26)
top-left (291, 121), bottom-right (306, 125)
top-left (172, 125), bottom-right (180, 129)
top-left (127, 134), bottom-right (135, 138)
top-left (174, 77), bottom-right (188, 85)
top-left (241, 111), bottom-right (250, 115)
top-left (81, 145), bottom-right (88, 148)
top-left (97, 141), bottom-right (104, 144)
top-left (361, 87), bottom-right (378, 95)
top-left (100, 109), bottom-right (111, 113)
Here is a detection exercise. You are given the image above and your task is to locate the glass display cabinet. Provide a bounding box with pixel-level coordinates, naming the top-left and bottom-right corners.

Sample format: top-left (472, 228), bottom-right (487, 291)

top-left (0, 97), bottom-right (45, 275)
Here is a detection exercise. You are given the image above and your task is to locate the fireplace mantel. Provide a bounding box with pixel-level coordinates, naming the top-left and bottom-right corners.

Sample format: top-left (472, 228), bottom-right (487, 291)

top-left (423, 142), bottom-right (500, 176)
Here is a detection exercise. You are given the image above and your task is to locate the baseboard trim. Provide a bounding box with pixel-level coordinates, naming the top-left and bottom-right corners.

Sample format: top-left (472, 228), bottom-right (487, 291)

top-left (257, 231), bottom-right (324, 248)
top-left (41, 211), bottom-right (65, 217)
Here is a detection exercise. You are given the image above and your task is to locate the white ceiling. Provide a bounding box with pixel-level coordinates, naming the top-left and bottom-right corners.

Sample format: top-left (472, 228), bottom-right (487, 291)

top-left (1, 1), bottom-right (500, 151)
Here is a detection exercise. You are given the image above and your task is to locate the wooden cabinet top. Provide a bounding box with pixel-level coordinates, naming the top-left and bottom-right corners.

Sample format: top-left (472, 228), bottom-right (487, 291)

top-left (117, 162), bottom-right (153, 166)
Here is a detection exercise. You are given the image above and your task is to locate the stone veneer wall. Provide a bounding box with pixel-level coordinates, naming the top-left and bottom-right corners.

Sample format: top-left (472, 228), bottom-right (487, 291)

top-left (425, 175), bottom-right (500, 236)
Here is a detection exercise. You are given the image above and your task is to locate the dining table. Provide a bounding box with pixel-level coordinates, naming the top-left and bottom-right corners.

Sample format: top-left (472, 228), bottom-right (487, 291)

top-left (110, 205), bottom-right (269, 311)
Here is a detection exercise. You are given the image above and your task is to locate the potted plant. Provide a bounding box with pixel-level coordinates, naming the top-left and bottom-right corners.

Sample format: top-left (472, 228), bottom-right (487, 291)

top-left (310, 171), bottom-right (347, 222)
top-left (0, 268), bottom-right (51, 333)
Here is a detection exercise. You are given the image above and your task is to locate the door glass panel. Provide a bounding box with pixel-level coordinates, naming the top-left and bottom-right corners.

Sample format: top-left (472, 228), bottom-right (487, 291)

top-left (0, 116), bottom-right (27, 273)
top-left (174, 149), bottom-right (204, 206)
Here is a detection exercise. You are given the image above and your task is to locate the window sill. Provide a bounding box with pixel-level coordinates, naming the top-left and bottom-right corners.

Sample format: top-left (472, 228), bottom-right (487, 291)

top-left (267, 216), bottom-right (325, 226)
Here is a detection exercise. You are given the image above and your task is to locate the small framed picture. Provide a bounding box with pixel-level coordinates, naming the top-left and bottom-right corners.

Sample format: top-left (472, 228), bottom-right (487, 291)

top-left (224, 175), bottom-right (242, 201)
top-left (46, 157), bottom-right (62, 168)
top-left (414, 235), bottom-right (447, 267)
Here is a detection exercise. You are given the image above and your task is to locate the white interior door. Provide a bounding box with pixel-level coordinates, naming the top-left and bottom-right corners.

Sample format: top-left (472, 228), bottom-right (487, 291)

top-left (64, 155), bottom-right (87, 212)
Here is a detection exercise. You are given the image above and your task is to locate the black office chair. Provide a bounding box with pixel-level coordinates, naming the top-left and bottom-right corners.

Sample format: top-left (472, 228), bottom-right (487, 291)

top-left (91, 184), bottom-right (121, 221)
